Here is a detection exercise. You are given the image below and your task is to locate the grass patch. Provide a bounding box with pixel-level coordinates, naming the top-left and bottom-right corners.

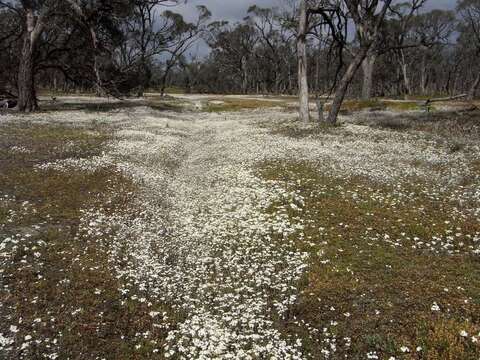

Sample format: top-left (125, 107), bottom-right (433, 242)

top-left (326, 99), bottom-right (386, 113)
top-left (162, 86), bottom-right (186, 95)
top-left (204, 98), bottom-right (285, 112)
top-left (258, 161), bottom-right (480, 359)
top-left (270, 121), bottom-right (345, 139)
top-left (353, 110), bottom-right (480, 139)
top-left (0, 121), bottom-right (180, 358)
top-left (383, 100), bottom-right (427, 112)
top-left (321, 99), bottom-right (424, 114)
top-left (37, 96), bottom-right (184, 113)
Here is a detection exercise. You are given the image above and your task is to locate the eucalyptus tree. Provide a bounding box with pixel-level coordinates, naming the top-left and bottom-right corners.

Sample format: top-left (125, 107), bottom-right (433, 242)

top-left (0, 0), bottom-right (58, 111)
top-left (458, 0), bottom-right (480, 99)
top-left (246, 5), bottom-right (296, 94)
top-left (295, 0), bottom-right (393, 124)
top-left (205, 21), bottom-right (258, 94)
top-left (295, 0), bottom-right (341, 122)
top-left (327, 1), bottom-right (392, 123)
top-left (116, 1), bottom-right (209, 96)
top-left (414, 9), bottom-right (455, 95)
top-left (158, 6), bottom-right (211, 96)
top-left (384, 0), bottom-right (429, 96)
top-left (0, 0), bottom-right (135, 110)
top-left (65, 0), bottom-right (134, 96)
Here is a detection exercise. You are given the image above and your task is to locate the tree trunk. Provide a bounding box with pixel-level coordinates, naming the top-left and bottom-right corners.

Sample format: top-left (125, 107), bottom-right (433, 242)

top-left (315, 44), bottom-right (321, 93)
top-left (420, 52), bottom-right (428, 95)
top-left (396, 49), bottom-right (412, 97)
top-left (361, 52), bottom-right (376, 100)
top-left (137, 56), bottom-right (151, 97)
top-left (17, 39), bottom-right (37, 112)
top-left (468, 73), bottom-right (480, 100)
top-left (316, 98), bottom-right (324, 122)
top-left (89, 27), bottom-right (105, 97)
top-left (327, 47), bottom-right (369, 124)
top-left (17, 9), bottom-right (43, 112)
top-left (297, 0), bottom-right (310, 122)
top-left (160, 73), bottom-right (168, 97)
top-left (66, 1), bottom-right (104, 96)
top-left (241, 56), bottom-right (248, 94)
top-left (399, 54), bottom-right (412, 98)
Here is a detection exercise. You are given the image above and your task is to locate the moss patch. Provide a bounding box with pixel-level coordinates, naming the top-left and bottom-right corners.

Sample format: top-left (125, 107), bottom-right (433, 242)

top-left (204, 98), bottom-right (285, 112)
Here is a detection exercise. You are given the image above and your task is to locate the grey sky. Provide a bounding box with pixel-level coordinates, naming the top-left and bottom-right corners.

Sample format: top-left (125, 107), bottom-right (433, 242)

top-left (174, 0), bottom-right (457, 56)
top-left (176, 0), bottom-right (457, 23)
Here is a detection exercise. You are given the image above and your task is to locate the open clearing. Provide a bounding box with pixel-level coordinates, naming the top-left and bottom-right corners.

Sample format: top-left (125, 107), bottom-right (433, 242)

top-left (1, 95), bottom-right (480, 359)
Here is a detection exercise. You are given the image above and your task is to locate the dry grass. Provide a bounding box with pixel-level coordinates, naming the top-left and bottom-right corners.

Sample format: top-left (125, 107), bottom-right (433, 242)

top-left (352, 109), bottom-right (480, 139)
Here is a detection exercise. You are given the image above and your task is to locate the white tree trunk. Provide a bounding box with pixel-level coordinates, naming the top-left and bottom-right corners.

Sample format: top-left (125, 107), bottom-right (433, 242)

top-left (361, 52), bottom-right (376, 100)
top-left (297, 0), bottom-right (310, 122)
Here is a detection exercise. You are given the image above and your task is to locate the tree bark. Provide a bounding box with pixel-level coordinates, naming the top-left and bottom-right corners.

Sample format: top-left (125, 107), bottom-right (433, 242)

top-left (316, 98), bottom-right (324, 122)
top-left (17, 9), bottom-right (43, 112)
top-left (241, 56), bottom-right (248, 94)
top-left (160, 72), bottom-right (168, 97)
top-left (399, 50), bottom-right (412, 97)
top-left (327, 47), bottom-right (369, 124)
top-left (137, 56), bottom-right (151, 97)
top-left (297, 0), bottom-right (310, 122)
top-left (17, 38), bottom-right (37, 112)
top-left (89, 27), bottom-right (105, 97)
top-left (420, 51), bottom-right (428, 95)
top-left (361, 52), bottom-right (376, 100)
top-left (468, 72), bottom-right (480, 100)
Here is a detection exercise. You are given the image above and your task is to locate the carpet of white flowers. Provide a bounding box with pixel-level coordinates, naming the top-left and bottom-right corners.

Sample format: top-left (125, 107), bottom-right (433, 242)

top-left (1, 99), bottom-right (480, 359)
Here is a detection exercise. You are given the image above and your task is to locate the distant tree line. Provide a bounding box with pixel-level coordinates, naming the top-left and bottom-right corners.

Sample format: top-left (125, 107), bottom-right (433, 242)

top-left (167, 0), bottom-right (480, 123)
top-left (1, 0), bottom-right (480, 123)
top-left (0, 0), bottom-right (210, 111)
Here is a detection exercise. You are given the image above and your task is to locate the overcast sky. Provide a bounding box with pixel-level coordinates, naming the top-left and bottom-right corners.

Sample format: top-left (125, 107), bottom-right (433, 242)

top-left (174, 0), bottom-right (457, 56)
top-left (176, 0), bottom-right (457, 22)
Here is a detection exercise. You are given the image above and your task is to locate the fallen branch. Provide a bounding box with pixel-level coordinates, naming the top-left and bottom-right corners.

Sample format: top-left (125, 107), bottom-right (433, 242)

top-left (424, 94), bottom-right (468, 104)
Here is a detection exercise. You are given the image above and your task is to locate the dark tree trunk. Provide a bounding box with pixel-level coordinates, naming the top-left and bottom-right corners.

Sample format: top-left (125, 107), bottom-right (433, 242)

top-left (327, 47), bottom-right (369, 124)
top-left (160, 63), bottom-right (174, 97)
top-left (160, 73), bottom-right (168, 97)
top-left (17, 38), bottom-right (37, 112)
top-left (137, 57), bottom-right (151, 97)
top-left (17, 9), bottom-right (43, 112)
